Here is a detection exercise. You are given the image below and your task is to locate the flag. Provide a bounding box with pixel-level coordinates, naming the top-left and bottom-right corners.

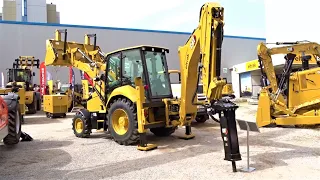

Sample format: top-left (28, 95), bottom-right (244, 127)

top-left (79, 70), bottom-right (84, 80)
top-left (0, 72), bottom-right (4, 88)
top-left (69, 67), bottom-right (75, 91)
top-left (46, 71), bottom-right (52, 81)
top-left (39, 62), bottom-right (47, 95)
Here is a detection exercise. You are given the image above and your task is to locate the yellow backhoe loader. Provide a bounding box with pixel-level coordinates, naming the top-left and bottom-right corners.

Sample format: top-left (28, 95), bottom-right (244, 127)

top-left (45, 2), bottom-right (241, 171)
top-left (5, 56), bottom-right (42, 114)
top-left (256, 41), bottom-right (320, 127)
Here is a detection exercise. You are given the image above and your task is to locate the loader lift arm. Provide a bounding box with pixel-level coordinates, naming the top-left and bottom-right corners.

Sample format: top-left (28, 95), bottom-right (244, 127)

top-left (45, 29), bottom-right (108, 105)
top-left (177, 3), bottom-right (241, 171)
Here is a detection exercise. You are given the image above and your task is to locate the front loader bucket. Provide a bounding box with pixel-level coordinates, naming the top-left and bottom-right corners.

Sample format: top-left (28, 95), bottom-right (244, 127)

top-left (256, 89), bottom-right (272, 127)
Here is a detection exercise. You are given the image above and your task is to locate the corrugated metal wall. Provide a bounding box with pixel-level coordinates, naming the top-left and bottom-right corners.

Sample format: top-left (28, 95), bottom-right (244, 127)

top-left (0, 21), bottom-right (265, 84)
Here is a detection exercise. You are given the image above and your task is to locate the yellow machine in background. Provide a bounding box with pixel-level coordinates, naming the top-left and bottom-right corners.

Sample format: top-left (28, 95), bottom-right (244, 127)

top-left (5, 56), bottom-right (42, 114)
top-left (44, 2), bottom-right (242, 171)
top-left (256, 41), bottom-right (320, 127)
top-left (222, 83), bottom-right (235, 98)
top-left (43, 94), bottom-right (68, 118)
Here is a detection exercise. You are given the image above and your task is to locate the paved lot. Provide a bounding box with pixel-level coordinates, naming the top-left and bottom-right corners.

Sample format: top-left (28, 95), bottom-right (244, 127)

top-left (0, 103), bottom-right (320, 180)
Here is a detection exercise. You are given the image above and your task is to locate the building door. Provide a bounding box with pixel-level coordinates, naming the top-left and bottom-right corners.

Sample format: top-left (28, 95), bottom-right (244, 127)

top-left (239, 72), bottom-right (252, 97)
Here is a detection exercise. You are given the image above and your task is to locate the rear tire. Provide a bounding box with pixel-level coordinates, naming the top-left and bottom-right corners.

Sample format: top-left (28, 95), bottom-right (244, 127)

top-left (195, 115), bottom-right (208, 123)
top-left (3, 101), bottom-right (22, 145)
top-left (150, 127), bottom-right (176, 137)
top-left (107, 98), bottom-right (139, 145)
top-left (36, 97), bottom-right (41, 111)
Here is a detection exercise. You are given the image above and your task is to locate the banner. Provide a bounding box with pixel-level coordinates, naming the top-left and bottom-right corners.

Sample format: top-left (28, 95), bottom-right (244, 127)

top-left (39, 62), bottom-right (47, 96)
top-left (69, 67), bottom-right (75, 91)
top-left (1, 72), bottom-right (4, 88)
top-left (79, 70), bottom-right (85, 80)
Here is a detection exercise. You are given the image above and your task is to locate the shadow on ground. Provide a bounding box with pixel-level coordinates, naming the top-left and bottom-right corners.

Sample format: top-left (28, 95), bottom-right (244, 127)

top-left (237, 127), bottom-right (320, 171)
top-left (22, 111), bottom-right (74, 125)
top-left (0, 140), bottom-right (73, 179)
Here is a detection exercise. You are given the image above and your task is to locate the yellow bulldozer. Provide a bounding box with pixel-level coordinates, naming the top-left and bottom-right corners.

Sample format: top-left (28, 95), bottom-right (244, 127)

top-left (256, 41), bottom-right (320, 127)
top-left (5, 56), bottom-right (42, 114)
top-left (44, 2), bottom-right (242, 172)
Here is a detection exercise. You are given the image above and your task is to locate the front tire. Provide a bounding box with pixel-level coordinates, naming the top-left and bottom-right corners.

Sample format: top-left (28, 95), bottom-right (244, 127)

top-left (107, 98), bottom-right (139, 145)
top-left (3, 100), bottom-right (22, 145)
top-left (72, 113), bottom-right (91, 138)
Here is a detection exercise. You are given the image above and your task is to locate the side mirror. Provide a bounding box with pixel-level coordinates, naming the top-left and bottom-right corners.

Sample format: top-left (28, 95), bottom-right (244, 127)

top-left (33, 72), bottom-right (35, 76)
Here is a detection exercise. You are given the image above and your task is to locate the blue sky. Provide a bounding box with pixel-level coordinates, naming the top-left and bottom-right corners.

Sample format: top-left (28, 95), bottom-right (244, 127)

top-left (1, 0), bottom-right (265, 38)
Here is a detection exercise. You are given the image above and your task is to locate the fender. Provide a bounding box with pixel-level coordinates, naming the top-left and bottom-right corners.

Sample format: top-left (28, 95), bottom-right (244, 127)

top-left (1, 93), bottom-right (19, 111)
top-left (76, 108), bottom-right (90, 119)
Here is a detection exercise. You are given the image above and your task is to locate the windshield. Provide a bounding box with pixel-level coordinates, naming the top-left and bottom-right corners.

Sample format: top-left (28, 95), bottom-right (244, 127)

top-left (144, 51), bottom-right (171, 97)
top-left (8, 69), bottom-right (31, 83)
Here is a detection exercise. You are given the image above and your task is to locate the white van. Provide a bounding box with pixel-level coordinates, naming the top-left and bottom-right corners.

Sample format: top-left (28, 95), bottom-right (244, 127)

top-left (168, 70), bottom-right (209, 123)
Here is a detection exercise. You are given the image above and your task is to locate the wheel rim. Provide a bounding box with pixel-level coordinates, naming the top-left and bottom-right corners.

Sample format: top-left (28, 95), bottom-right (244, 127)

top-left (111, 109), bottom-right (129, 135)
top-left (74, 118), bottom-right (84, 133)
top-left (16, 111), bottom-right (20, 134)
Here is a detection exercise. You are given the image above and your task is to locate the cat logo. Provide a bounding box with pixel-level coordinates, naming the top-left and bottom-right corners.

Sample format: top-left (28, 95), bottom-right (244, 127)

top-left (190, 35), bottom-right (196, 49)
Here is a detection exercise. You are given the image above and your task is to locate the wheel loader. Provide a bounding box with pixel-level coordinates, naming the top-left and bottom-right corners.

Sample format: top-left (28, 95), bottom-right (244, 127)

top-left (5, 56), bottom-right (42, 114)
top-left (45, 2), bottom-right (241, 171)
top-left (256, 41), bottom-right (320, 127)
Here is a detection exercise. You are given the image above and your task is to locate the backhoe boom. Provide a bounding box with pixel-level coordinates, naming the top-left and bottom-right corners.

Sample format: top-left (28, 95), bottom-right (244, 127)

top-left (177, 2), bottom-right (241, 170)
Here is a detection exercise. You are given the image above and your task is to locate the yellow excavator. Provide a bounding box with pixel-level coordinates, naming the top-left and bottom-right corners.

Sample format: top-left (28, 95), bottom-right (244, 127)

top-left (45, 2), bottom-right (241, 171)
top-left (256, 41), bottom-right (320, 127)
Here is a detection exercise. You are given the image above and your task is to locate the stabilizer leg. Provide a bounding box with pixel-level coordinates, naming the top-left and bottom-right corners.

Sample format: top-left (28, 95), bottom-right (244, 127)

top-left (179, 125), bottom-right (195, 140)
top-left (137, 133), bottom-right (157, 151)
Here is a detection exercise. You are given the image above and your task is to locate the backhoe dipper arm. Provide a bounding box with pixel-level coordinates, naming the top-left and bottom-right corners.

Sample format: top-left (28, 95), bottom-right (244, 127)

top-left (178, 3), bottom-right (226, 118)
top-left (257, 42), bottom-right (320, 104)
top-left (178, 3), bottom-right (241, 171)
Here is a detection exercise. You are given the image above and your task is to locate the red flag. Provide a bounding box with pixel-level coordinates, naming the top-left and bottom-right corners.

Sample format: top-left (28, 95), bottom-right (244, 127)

top-left (39, 62), bottom-right (47, 96)
top-left (69, 67), bottom-right (73, 84)
top-left (84, 72), bottom-right (93, 86)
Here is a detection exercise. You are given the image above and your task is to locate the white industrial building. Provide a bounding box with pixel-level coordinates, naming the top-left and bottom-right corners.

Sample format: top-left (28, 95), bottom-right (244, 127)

top-left (0, 21), bottom-right (265, 87)
top-left (0, 0), bottom-right (60, 23)
top-left (230, 0), bottom-right (320, 98)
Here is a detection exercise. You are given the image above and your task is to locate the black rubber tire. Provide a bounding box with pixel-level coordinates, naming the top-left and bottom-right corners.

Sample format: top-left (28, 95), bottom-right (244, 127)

top-left (107, 98), bottom-right (139, 145)
top-left (195, 115), bottom-right (209, 123)
top-left (150, 127), bottom-right (176, 137)
top-left (72, 113), bottom-right (91, 138)
top-left (3, 102), bottom-right (22, 145)
top-left (36, 97), bottom-right (41, 111)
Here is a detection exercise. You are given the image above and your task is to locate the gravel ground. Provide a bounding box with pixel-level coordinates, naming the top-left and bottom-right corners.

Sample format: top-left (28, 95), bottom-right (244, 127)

top-left (0, 103), bottom-right (320, 180)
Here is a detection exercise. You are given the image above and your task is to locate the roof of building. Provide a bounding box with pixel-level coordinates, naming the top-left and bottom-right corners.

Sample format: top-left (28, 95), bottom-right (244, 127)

top-left (0, 20), bottom-right (266, 41)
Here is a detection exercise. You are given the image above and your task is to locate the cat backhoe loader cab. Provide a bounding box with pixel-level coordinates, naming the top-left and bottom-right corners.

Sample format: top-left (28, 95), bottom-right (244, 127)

top-left (45, 2), bottom-right (241, 172)
top-left (256, 41), bottom-right (320, 127)
top-left (6, 56), bottom-right (42, 114)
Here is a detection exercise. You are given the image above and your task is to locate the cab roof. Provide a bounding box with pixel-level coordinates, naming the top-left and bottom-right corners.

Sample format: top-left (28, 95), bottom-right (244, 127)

top-left (106, 45), bottom-right (169, 56)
